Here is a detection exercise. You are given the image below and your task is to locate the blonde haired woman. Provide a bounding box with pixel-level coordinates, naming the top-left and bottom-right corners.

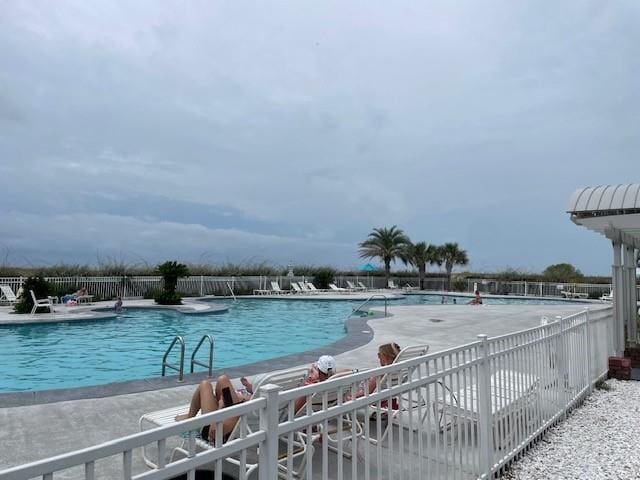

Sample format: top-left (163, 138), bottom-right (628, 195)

top-left (346, 342), bottom-right (401, 400)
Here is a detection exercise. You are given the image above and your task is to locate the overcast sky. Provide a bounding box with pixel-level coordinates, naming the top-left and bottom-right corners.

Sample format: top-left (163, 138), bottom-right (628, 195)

top-left (1, 1), bottom-right (638, 275)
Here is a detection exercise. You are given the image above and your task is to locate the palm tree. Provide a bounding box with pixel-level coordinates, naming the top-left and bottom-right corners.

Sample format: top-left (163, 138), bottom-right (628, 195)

top-left (359, 226), bottom-right (410, 287)
top-left (438, 243), bottom-right (469, 291)
top-left (403, 242), bottom-right (442, 290)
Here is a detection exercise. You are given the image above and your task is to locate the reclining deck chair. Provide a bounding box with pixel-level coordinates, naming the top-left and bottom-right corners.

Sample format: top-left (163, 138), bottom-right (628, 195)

top-left (360, 344), bottom-right (430, 445)
top-left (0, 285), bottom-right (18, 305)
top-left (270, 281), bottom-right (290, 295)
top-left (29, 290), bottom-right (53, 314)
top-left (139, 366), bottom-right (311, 478)
top-left (345, 281), bottom-right (365, 291)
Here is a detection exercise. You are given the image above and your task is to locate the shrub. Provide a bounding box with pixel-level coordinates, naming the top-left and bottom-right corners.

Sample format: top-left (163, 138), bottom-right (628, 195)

top-left (13, 276), bottom-right (53, 314)
top-left (155, 261), bottom-right (189, 305)
top-left (154, 290), bottom-right (183, 305)
top-left (313, 267), bottom-right (337, 289)
top-left (451, 276), bottom-right (467, 292)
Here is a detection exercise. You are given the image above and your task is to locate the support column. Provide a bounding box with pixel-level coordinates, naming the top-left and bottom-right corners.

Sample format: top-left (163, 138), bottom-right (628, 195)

top-left (612, 241), bottom-right (625, 355)
top-left (623, 244), bottom-right (633, 342)
top-left (629, 248), bottom-right (639, 343)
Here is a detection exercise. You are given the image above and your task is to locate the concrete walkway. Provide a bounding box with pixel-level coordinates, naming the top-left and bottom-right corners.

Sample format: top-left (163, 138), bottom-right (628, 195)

top-left (0, 302), bottom-right (604, 477)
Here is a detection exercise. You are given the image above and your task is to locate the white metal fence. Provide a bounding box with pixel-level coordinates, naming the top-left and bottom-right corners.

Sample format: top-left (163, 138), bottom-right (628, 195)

top-left (1, 274), bottom-right (629, 301)
top-left (0, 306), bottom-right (614, 480)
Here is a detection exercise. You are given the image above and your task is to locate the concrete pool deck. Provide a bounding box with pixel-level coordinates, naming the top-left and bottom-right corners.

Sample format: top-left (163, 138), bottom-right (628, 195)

top-left (0, 302), bottom-right (608, 476)
top-left (0, 291), bottom-right (405, 325)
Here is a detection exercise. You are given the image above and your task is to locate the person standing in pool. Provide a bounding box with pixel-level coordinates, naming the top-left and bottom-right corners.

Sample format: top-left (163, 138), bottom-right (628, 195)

top-left (114, 296), bottom-right (123, 313)
top-left (175, 355), bottom-right (337, 444)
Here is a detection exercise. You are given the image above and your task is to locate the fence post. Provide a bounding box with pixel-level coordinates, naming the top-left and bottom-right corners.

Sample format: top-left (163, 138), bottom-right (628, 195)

top-left (258, 384), bottom-right (281, 480)
top-left (555, 315), bottom-right (568, 420)
top-left (476, 334), bottom-right (493, 478)
top-left (585, 308), bottom-right (593, 394)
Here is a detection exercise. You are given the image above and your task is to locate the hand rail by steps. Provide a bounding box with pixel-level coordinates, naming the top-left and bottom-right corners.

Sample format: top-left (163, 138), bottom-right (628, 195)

top-left (161, 335), bottom-right (185, 381)
top-left (191, 334), bottom-right (214, 376)
top-left (353, 293), bottom-right (389, 317)
top-left (226, 281), bottom-right (236, 301)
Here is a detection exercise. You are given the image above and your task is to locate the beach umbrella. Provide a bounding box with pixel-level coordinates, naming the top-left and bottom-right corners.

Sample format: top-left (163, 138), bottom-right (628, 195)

top-left (360, 263), bottom-right (378, 288)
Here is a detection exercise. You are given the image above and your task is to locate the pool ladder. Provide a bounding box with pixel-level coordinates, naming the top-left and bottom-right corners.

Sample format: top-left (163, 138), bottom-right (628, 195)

top-left (162, 335), bottom-right (214, 382)
top-left (353, 294), bottom-right (389, 317)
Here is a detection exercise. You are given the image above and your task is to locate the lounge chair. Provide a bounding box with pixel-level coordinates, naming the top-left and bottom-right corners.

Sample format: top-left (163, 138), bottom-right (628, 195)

top-left (139, 366), bottom-right (312, 477)
top-left (300, 282), bottom-right (318, 294)
top-left (599, 290), bottom-right (613, 301)
top-left (329, 284), bottom-right (348, 293)
top-left (346, 281), bottom-right (365, 291)
top-left (434, 368), bottom-right (539, 449)
top-left (291, 282), bottom-right (303, 294)
top-left (305, 282), bottom-right (325, 293)
top-left (387, 280), bottom-right (399, 289)
top-left (357, 281), bottom-right (368, 291)
top-left (0, 285), bottom-right (18, 305)
top-left (29, 290), bottom-right (53, 314)
top-left (76, 293), bottom-right (94, 304)
top-left (360, 344), bottom-right (430, 445)
top-left (270, 281), bottom-right (290, 295)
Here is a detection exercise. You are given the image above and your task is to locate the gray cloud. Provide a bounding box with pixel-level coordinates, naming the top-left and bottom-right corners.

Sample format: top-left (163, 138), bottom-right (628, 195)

top-left (1, 1), bottom-right (639, 273)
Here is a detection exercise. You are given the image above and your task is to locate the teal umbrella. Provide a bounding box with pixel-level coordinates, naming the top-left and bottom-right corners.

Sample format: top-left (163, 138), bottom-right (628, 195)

top-left (360, 263), bottom-right (378, 288)
top-left (360, 263), bottom-right (377, 272)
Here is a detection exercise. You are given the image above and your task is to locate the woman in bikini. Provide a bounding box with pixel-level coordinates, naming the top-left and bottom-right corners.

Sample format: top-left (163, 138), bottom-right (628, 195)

top-left (175, 355), bottom-right (337, 443)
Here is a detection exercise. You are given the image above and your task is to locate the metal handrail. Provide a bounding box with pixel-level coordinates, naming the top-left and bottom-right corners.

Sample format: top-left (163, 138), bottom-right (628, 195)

top-left (353, 294), bottom-right (389, 317)
top-left (161, 335), bottom-right (185, 381)
top-left (191, 334), bottom-right (214, 376)
top-left (226, 281), bottom-right (237, 301)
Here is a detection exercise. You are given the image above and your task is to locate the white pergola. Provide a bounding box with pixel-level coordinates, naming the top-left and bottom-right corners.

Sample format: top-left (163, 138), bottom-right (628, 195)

top-left (567, 183), bottom-right (640, 355)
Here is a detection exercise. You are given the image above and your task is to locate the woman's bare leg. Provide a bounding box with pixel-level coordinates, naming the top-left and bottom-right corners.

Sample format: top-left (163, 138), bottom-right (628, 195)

top-left (175, 380), bottom-right (217, 421)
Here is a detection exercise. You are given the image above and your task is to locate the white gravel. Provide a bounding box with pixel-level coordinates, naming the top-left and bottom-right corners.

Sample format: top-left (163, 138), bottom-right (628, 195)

top-left (504, 379), bottom-right (640, 480)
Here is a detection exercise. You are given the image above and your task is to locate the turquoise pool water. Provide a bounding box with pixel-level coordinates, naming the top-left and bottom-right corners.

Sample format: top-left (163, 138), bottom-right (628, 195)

top-left (0, 300), bottom-right (354, 392)
top-left (0, 294), bottom-right (577, 392)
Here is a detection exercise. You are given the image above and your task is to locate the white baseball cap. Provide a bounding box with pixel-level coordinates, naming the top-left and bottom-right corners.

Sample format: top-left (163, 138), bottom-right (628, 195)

top-left (316, 355), bottom-right (336, 375)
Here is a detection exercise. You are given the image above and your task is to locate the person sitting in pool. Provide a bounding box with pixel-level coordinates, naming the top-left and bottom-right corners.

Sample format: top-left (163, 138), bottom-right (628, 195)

top-left (344, 342), bottom-right (401, 401)
top-left (468, 290), bottom-right (483, 305)
top-left (175, 355), bottom-right (337, 444)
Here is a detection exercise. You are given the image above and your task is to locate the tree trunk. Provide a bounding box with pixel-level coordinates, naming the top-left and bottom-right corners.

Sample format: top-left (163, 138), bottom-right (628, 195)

top-left (384, 258), bottom-right (391, 288)
top-left (446, 266), bottom-right (453, 291)
top-left (419, 265), bottom-right (425, 290)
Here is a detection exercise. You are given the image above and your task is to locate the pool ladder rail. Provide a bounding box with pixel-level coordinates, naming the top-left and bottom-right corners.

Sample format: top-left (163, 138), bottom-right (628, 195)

top-left (161, 334), bottom-right (214, 382)
top-left (353, 293), bottom-right (389, 317)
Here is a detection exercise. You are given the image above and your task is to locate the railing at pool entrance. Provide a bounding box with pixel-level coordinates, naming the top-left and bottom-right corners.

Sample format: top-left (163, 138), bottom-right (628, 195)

top-left (0, 306), bottom-right (613, 480)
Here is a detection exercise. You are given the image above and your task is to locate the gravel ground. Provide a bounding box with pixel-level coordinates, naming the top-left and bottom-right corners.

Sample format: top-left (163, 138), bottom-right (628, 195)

top-left (504, 380), bottom-right (640, 480)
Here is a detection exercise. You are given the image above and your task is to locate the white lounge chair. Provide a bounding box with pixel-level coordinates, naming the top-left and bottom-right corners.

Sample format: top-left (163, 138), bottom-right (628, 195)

top-left (434, 368), bottom-right (539, 449)
top-left (291, 282), bottom-right (303, 294)
top-left (305, 282), bottom-right (325, 293)
top-left (360, 344), bottom-right (430, 445)
top-left (357, 281), bottom-right (368, 291)
top-left (29, 290), bottom-right (53, 314)
top-left (387, 280), bottom-right (399, 289)
top-left (599, 290), bottom-right (613, 301)
top-left (139, 366), bottom-right (312, 477)
top-left (346, 281), bottom-right (365, 291)
top-left (0, 285), bottom-right (18, 305)
top-left (300, 282), bottom-right (318, 294)
top-left (329, 284), bottom-right (348, 293)
top-left (270, 281), bottom-right (289, 295)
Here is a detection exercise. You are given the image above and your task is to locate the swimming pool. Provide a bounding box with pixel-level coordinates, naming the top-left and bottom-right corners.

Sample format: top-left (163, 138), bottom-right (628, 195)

top-left (0, 300), bottom-right (355, 392)
top-left (0, 294), bottom-right (580, 392)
